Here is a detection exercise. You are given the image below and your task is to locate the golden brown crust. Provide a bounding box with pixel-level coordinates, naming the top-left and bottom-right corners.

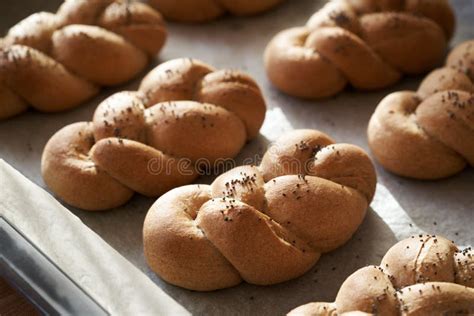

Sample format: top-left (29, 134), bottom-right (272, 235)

top-left (98, 1), bottom-right (167, 56)
top-left (0, 82), bottom-right (28, 119)
top-left (42, 58), bottom-right (266, 211)
top-left (264, 0), bottom-right (454, 99)
top-left (143, 129), bottom-right (376, 291)
top-left (289, 235), bottom-right (474, 315)
top-left (56, 0), bottom-right (114, 25)
top-left (146, 101), bottom-right (247, 163)
top-left (41, 122), bottom-right (134, 211)
top-left (260, 129), bottom-right (335, 179)
top-left (2, 12), bottom-right (60, 53)
top-left (147, 0), bottom-right (285, 22)
top-left (51, 25), bottom-right (148, 86)
top-left (139, 59), bottom-right (266, 139)
top-left (367, 40), bottom-right (474, 179)
top-left (143, 185), bottom-right (242, 291)
top-left (0, 0), bottom-right (167, 120)
top-left (287, 302), bottom-right (337, 316)
top-left (404, 0), bottom-right (455, 39)
top-left (91, 138), bottom-right (198, 197)
top-left (0, 45), bottom-right (99, 114)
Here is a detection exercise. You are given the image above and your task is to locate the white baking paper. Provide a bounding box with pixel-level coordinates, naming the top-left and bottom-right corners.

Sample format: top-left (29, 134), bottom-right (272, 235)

top-left (0, 160), bottom-right (190, 316)
top-left (0, 0), bottom-right (473, 314)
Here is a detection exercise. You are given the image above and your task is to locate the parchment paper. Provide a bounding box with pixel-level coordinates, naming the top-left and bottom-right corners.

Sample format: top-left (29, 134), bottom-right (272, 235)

top-left (0, 0), bottom-right (473, 315)
top-left (0, 160), bottom-right (189, 315)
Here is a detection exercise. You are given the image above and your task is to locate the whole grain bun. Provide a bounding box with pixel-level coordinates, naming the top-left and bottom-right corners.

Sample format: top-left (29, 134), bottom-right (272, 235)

top-left (367, 40), bottom-right (474, 179)
top-left (0, 0), bottom-right (167, 120)
top-left (41, 58), bottom-right (266, 211)
top-left (147, 0), bottom-right (285, 22)
top-left (264, 0), bottom-right (454, 98)
top-left (143, 129), bottom-right (376, 291)
top-left (289, 235), bottom-right (474, 315)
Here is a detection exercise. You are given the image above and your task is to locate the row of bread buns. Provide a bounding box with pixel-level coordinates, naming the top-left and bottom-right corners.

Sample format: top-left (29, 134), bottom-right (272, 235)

top-left (141, 129), bottom-right (473, 315)
top-left (1, 1), bottom-right (471, 314)
top-left (0, 0), bottom-right (285, 120)
top-left (141, 3), bottom-right (472, 313)
top-left (1, 0), bottom-right (457, 119)
top-left (38, 2), bottom-right (473, 214)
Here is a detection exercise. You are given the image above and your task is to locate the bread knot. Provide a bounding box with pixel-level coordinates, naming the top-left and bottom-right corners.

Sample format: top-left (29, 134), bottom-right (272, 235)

top-left (143, 129), bottom-right (376, 291)
top-left (264, 0), bottom-right (454, 98)
top-left (147, 0), bottom-right (285, 22)
top-left (41, 58), bottom-right (266, 211)
top-left (289, 235), bottom-right (474, 315)
top-left (0, 0), bottom-right (167, 120)
top-left (368, 40), bottom-right (474, 179)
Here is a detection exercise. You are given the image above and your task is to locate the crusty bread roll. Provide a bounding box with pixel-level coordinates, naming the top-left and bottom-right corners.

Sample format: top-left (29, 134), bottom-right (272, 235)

top-left (147, 0), bottom-right (285, 22)
top-left (0, 0), bottom-right (167, 120)
top-left (41, 58), bottom-right (266, 211)
top-left (289, 235), bottom-right (474, 315)
top-left (264, 0), bottom-right (455, 99)
top-left (143, 129), bottom-right (376, 291)
top-left (368, 40), bottom-right (474, 179)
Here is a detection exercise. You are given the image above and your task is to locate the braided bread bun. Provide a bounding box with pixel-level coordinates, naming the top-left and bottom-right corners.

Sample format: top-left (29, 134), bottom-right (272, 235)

top-left (147, 0), bottom-right (285, 23)
top-left (289, 235), bottom-right (474, 315)
top-left (368, 40), bottom-right (474, 179)
top-left (264, 0), bottom-right (454, 99)
top-left (143, 129), bottom-right (376, 291)
top-left (0, 0), bottom-right (167, 120)
top-left (41, 58), bottom-right (266, 211)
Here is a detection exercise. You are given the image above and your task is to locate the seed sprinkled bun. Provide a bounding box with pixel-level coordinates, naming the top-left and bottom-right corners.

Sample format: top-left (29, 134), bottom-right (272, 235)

top-left (264, 0), bottom-right (454, 98)
top-left (143, 129), bottom-right (376, 291)
top-left (368, 40), bottom-right (474, 179)
top-left (41, 58), bottom-right (266, 211)
top-left (0, 0), bottom-right (167, 120)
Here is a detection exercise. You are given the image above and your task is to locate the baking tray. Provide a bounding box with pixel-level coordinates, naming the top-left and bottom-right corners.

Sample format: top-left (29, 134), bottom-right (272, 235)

top-left (0, 216), bottom-right (108, 315)
top-left (0, 0), bottom-right (473, 314)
